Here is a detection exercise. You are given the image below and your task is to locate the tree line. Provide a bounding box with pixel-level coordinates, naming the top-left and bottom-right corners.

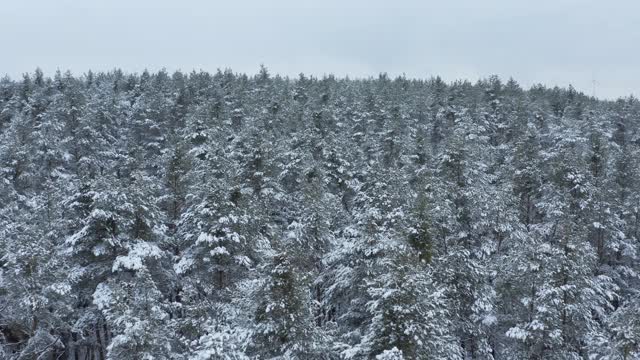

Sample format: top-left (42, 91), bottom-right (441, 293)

top-left (1, 67), bottom-right (639, 359)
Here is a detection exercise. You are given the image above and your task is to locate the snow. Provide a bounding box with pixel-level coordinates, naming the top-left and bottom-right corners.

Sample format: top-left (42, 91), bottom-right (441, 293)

top-left (93, 282), bottom-right (113, 310)
top-left (506, 326), bottom-right (529, 341)
top-left (112, 242), bottom-right (163, 271)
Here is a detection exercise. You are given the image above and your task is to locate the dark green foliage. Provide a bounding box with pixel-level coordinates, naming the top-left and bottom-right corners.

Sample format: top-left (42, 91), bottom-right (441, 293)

top-left (0, 68), bottom-right (639, 360)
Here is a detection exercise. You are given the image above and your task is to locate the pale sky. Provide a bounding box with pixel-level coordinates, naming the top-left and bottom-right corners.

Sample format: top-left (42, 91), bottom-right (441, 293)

top-left (1, 0), bottom-right (638, 99)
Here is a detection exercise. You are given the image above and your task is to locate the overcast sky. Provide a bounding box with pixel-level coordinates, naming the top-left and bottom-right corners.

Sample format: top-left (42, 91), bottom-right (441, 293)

top-left (1, 0), bottom-right (638, 99)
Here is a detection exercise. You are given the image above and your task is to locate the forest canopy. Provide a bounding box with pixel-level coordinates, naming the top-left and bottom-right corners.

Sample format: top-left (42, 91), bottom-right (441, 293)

top-left (1, 68), bottom-right (639, 359)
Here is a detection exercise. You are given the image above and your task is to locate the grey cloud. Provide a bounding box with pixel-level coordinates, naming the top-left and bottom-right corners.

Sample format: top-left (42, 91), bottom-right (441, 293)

top-left (1, 0), bottom-right (638, 98)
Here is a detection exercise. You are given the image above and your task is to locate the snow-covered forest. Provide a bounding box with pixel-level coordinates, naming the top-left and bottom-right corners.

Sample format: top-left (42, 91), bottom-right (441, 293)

top-left (1, 67), bottom-right (639, 359)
